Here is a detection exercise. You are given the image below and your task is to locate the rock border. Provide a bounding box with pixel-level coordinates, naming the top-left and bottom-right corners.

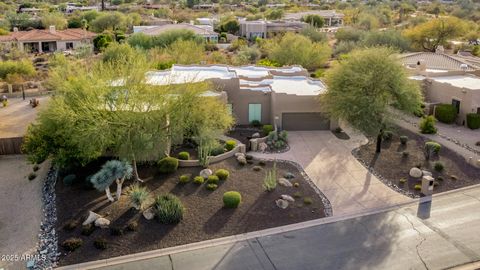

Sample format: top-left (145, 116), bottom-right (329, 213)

top-left (33, 167), bottom-right (59, 270)
top-left (253, 157), bottom-right (333, 217)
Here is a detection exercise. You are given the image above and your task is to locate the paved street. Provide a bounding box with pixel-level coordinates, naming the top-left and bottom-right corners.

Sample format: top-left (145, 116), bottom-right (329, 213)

top-left (251, 131), bottom-right (413, 216)
top-left (91, 185), bottom-right (480, 270)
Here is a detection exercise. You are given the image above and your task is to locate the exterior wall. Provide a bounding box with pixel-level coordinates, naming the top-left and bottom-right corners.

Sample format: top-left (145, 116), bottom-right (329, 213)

top-left (240, 22), bottom-right (267, 39)
top-left (18, 39), bottom-right (93, 53)
top-left (271, 92), bottom-right (327, 129)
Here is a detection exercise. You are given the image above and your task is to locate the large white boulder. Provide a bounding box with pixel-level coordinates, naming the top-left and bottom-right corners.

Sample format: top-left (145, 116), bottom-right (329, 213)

top-left (143, 207), bottom-right (155, 220)
top-left (278, 178), bottom-right (293, 187)
top-left (409, 167), bottom-right (422, 178)
top-left (94, 217), bottom-right (110, 228)
top-left (200, 169), bottom-right (213, 179)
top-left (237, 155), bottom-right (247, 165)
top-left (82, 211), bottom-right (101, 226)
top-left (258, 142), bottom-right (268, 152)
top-left (281, 194), bottom-right (295, 202)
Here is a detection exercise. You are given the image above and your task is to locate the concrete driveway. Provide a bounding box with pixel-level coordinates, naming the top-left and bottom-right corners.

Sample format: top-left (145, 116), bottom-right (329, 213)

top-left (251, 131), bottom-right (413, 216)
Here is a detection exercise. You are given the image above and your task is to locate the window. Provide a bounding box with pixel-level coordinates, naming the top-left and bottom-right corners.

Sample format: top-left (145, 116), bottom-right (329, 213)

top-left (451, 99), bottom-right (460, 114)
top-left (248, 104), bottom-right (261, 123)
top-left (66, 42), bottom-right (74, 50)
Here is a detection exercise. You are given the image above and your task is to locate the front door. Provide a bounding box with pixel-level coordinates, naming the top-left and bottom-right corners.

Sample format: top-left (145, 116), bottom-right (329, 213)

top-left (248, 104), bottom-right (261, 123)
top-left (452, 99), bottom-right (460, 114)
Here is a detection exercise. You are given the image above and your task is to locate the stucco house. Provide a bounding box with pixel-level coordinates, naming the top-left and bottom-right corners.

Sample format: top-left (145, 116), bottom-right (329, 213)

top-left (284, 10), bottom-right (345, 27)
top-left (145, 65), bottom-right (334, 131)
top-left (134, 23), bottom-right (219, 43)
top-left (239, 20), bottom-right (307, 40)
top-left (0, 26), bottom-right (96, 53)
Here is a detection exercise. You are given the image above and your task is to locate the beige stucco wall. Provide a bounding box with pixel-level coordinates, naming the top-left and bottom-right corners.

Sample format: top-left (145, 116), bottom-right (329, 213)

top-left (271, 92), bottom-right (326, 129)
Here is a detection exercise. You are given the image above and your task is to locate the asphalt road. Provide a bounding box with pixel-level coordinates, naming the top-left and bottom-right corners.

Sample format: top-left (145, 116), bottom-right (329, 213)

top-left (95, 186), bottom-right (480, 270)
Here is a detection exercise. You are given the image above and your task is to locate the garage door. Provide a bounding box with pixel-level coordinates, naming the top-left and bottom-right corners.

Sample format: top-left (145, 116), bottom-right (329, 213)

top-left (282, 113), bottom-right (330, 131)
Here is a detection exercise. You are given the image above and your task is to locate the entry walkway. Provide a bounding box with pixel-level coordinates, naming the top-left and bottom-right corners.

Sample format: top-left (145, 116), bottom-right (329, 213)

top-left (250, 131), bottom-right (412, 216)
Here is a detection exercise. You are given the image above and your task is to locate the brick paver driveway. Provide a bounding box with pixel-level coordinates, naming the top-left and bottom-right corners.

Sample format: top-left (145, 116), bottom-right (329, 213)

top-left (250, 131), bottom-right (413, 216)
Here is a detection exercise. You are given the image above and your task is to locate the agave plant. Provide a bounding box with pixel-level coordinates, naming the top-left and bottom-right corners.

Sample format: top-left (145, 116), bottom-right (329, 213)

top-left (90, 160), bottom-right (133, 202)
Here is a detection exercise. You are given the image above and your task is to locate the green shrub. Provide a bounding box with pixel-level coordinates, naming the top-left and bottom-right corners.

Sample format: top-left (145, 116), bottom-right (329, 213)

top-left (81, 224), bottom-right (95, 236)
top-left (251, 120), bottom-right (261, 127)
top-left (466, 113), bottom-right (480, 129)
top-left (210, 145), bottom-right (225, 156)
top-left (193, 176), bottom-right (204, 185)
top-left (215, 169), bottom-right (229, 180)
top-left (128, 184), bottom-right (150, 210)
top-left (435, 104), bottom-right (457, 124)
top-left (62, 238), bottom-right (83, 251)
top-left (206, 183), bottom-right (218, 190)
top-left (110, 227), bottom-right (123, 236)
top-left (382, 130), bottom-right (393, 140)
top-left (424, 141), bottom-right (441, 160)
top-left (126, 221), bottom-right (138, 231)
top-left (223, 191), bottom-right (242, 208)
top-left (225, 140), bottom-right (237, 151)
top-left (63, 219), bottom-right (78, 231)
top-left (399, 178), bottom-right (407, 184)
top-left (28, 172), bottom-right (37, 181)
top-left (419, 116), bottom-right (437, 134)
top-left (179, 174), bottom-right (191, 184)
top-left (157, 157), bottom-right (179, 173)
top-left (154, 194), bottom-right (184, 224)
top-left (293, 191), bottom-right (302, 198)
top-left (262, 125), bottom-right (274, 135)
top-left (94, 238), bottom-right (108, 250)
top-left (63, 174), bottom-right (76, 186)
top-left (434, 161), bottom-right (444, 172)
top-left (400, 136), bottom-right (408, 145)
top-left (33, 164), bottom-right (40, 172)
top-left (177, 151), bottom-right (190, 160)
top-left (207, 175), bottom-right (219, 184)
top-left (303, 197), bottom-right (313, 205)
top-left (414, 184), bottom-right (421, 190)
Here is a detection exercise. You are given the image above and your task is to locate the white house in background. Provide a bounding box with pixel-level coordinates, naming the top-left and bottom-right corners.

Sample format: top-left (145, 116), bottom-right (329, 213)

top-left (0, 26), bottom-right (96, 53)
top-left (65, 3), bottom-right (99, 14)
top-left (134, 23), bottom-right (219, 43)
top-left (284, 10), bottom-right (345, 27)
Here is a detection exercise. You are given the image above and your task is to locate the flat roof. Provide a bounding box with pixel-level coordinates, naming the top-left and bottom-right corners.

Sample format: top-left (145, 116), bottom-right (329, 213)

top-left (430, 75), bottom-right (480, 90)
top-left (146, 66), bottom-right (235, 85)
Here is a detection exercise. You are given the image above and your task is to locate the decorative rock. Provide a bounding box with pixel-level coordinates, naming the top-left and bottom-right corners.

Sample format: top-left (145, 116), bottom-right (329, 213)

top-left (278, 178), bottom-right (293, 187)
top-left (252, 132), bottom-right (260, 138)
top-left (200, 169), bottom-right (213, 179)
top-left (409, 167), bottom-right (422, 178)
top-left (280, 194), bottom-right (295, 202)
top-left (258, 142), bottom-right (268, 152)
top-left (94, 218), bottom-right (110, 228)
top-left (275, 199), bottom-right (289, 209)
top-left (422, 170), bottom-right (432, 177)
top-left (143, 207), bottom-right (155, 220)
top-left (237, 156), bottom-right (247, 165)
top-left (234, 152), bottom-right (245, 158)
top-left (284, 172), bottom-right (295, 179)
top-left (82, 211), bottom-right (101, 225)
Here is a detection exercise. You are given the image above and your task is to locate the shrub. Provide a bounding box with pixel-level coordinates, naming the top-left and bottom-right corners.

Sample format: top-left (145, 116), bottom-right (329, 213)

top-left (424, 141), bottom-right (441, 160)
top-left (177, 151), bottom-right (190, 160)
top-left (419, 116), bottom-right (437, 134)
top-left (399, 178), bottom-right (407, 184)
top-left (207, 175), bottom-right (219, 184)
top-left (258, 160), bottom-right (266, 166)
top-left (28, 172), bottom-right (37, 181)
top-left (434, 161), bottom-right (444, 172)
top-left (225, 140), bottom-right (237, 151)
top-left (402, 151), bottom-right (409, 158)
top-left (435, 104), bottom-right (457, 124)
top-left (110, 227), bottom-right (124, 236)
top-left (63, 220), bottom-right (78, 231)
top-left (179, 174), bottom-right (191, 184)
top-left (253, 166), bottom-right (262, 171)
top-left (245, 154), bottom-right (253, 160)
top-left (223, 191), bottom-right (242, 208)
top-left (215, 169), bottom-right (229, 180)
top-left (157, 157), bottom-right (179, 173)
top-left (382, 130), bottom-right (393, 140)
top-left (251, 120), bottom-right (261, 127)
top-left (63, 174), bottom-right (76, 186)
top-left (466, 113), bottom-right (480, 129)
top-left (154, 194), bottom-right (184, 224)
top-left (62, 238), bottom-right (83, 251)
top-left (128, 183), bottom-right (150, 210)
top-left (414, 184), bottom-right (421, 190)
top-left (293, 192), bottom-right (302, 198)
top-left (400, 136), bottom-right (408, 145)
top-left (303, 197), bottom-right (313, 205)
top-left (262, 125), bottom-right (274, 135)
top-left (93, 238), bottom-right (108, 250)
top-left (81, 224), bottom-right (95, 236)
top-left (33, 164), bottom-right (40, 172)
top-left (293, 182), bottom-right (300, 187)
top-left (263, 162), bottom-right (277, 191)
top-left (126, 221), bottom-right (138, 232)
top-left (210, 145), bottom-right (225, 156)
top-left (193, 176), bottom-right (204, 185)
top-left (206, 183), bottom-right (218, 190)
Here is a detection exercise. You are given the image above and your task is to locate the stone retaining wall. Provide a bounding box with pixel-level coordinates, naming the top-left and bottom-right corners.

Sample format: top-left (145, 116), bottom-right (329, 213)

top-left (178, 144), bottom-right (246, 167)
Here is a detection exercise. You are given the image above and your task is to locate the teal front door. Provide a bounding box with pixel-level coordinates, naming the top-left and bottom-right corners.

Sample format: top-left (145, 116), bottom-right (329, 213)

top-left (248, 104), bottom-right (262, 123)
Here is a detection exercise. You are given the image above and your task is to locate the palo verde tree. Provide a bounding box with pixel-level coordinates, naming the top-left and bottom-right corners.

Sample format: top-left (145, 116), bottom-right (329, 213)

top-left (321, 47), bottom-right (422, 153)
top-left (91, 160), bottom-right (133, 202)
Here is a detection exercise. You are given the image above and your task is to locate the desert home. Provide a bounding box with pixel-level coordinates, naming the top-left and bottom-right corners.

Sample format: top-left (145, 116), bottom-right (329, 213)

top-left (0, 26), bottom-right (96, 53)
top-left (145, 65), bottom-right (334, 131)
top-left (134, 23), bottom-right (219, 43)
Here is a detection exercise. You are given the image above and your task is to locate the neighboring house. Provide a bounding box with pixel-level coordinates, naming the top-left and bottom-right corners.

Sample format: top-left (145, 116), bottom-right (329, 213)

top-left (239, 20), bottom-right (307, 40)
top-left (402, 51), bottom-right (480, 125)
top-left (135, 23), bottom-right (219, 43)
top-left (0, 26), bottom-right (96, 53)
top-left (284, 10), bottom-right (345, 27)
top-left (145, 65), bottom-right (334, 131)
top-left (64, 3), bottom-right (99, 14)
top-left (18, 7), bottom-right (44, 15)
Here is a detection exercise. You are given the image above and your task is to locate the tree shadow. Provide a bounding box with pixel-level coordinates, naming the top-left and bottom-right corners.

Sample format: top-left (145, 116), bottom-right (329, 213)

top-left (203, 207), bottom-right (236, 235)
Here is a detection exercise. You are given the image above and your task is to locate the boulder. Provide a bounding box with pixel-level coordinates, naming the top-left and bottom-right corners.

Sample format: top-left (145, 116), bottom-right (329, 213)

top-left (200, 169), bottom-right (213, 179)
top-left (82, 211), bottom-right (101, 226)
top-left (234, 152), bottom-right (245, 158)
top-left (278, 178), bottom-right (293, 187)
top-left (94, 218), bottom-right (110, 228)
top-left (258, 142), bottom-right (268, 152)
top-left (422, 170), bottom-right (432, 177)
top-left (284, 172), bottom-right (295, 179)
top-left (252, 132), bottom-right (260, 138)
top-left (143, 207), bottom-right (155, 220)
top-left (275, 199), bottom-right (289, 209)
top-left (237, 156), bottom-right (247, 165)
top-left (280, 194), bottom-right (295, 202)
top-left (409, 167), bottom-right (422, 178)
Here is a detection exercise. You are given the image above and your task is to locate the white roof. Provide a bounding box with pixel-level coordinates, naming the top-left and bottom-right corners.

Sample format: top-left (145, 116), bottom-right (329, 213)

top-left (430, 75), bottom-right (480, 90)
top-left (146, 66), bottom-right (235, 85)
top-left (231, 66), bottom-right (304, 78)
top-left (270, 76), bottom-right (326, 95)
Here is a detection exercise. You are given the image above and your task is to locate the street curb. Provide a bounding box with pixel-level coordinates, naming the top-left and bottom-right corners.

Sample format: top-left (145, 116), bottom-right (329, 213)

top-left (56, 183), bottom-right (480, 270)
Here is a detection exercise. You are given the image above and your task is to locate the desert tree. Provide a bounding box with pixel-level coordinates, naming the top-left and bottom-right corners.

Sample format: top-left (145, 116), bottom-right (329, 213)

top-left (321, 47), bottom-right (423, 153)
top-left (91, 160), bottom-right (133, 202)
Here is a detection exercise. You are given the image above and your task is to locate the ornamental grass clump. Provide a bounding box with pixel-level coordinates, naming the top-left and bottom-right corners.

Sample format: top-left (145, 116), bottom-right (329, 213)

top-left (263, 162), bottom-right (277, 191)
top-left (154, 194), bottom-right (184, 224)
top-left (128, 183), bottom-right (150, 210)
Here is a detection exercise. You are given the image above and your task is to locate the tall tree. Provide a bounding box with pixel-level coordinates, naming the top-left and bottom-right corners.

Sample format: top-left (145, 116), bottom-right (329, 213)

top-left (321, 47), bottom-right (422, 153)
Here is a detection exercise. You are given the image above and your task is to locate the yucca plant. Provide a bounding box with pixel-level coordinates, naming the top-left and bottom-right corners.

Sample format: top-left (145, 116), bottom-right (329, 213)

top-left (127, 183), bottom-right (150, 210)
top-left (263, 162), bottom-right (277, 191)
top-left (90, 160), bottom-right (133, 202)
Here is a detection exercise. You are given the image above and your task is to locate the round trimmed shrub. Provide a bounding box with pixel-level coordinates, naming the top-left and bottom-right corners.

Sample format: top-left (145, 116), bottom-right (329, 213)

top-left (28, 172), bottom-right (37, 181)
top-left (62, 238), bottom-right (83, 251)
top-left (223, 191), bottom-right (241, 208)
top-left (193, 176), bottom-right (204, 185)
top-left (414, 184), bottom-right (421, 190)
top-left (179, 174), bottom-right (191, 184)
top-left (435, 104), bottom-right (457, 124)
top-left (303, 197), bottom-right (313, 205)
top-left (126, 221), bottom-right (138, 231)
top-left (154, 194), bottom-right (184, 224)
top-left (262, 124), bottom-right (274, 135)
top-left (434, 161), bottom-right (444, 172)
top-left (466, 113), bottom-right (480, 130)
top-left (94, 238), bottom-right (108, 250)
top-left (157, 157), bottom-right (179, 174)
top-left (177, 151), bottom-right (190, 160)
top-left (206, 183), bottom-right (218, 190)
top-left (225, 140), bottom-right (237, 151)
top-left (382, 130), bottom-right (393, 140)
top-left (425, 141), bottom-right (441, 154)
top-left (63, 174), bottom-right (76, 186)
top-left (251, 120), bottom-right (261, 127)
top-left (419, 116), bottom-right (437, 134)
top-left (215, 169), bottom-right (229, 180)
top-left (399, 135), bottom-right (408, 145)
top-left (211, 145), bottom-right (225, 156)
top-left (81, 224), bottom-right (95, 236)
top-left (207, 175), bottom-right (219, 184)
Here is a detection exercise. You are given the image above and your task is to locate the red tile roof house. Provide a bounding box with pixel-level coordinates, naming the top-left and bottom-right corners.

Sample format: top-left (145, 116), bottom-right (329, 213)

top-left (0, 26), bottom-right (97, 53)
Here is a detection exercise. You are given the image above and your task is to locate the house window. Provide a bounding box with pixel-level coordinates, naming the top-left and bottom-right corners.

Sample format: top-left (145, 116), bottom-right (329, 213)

top-left (451, 99), bottom-right (460, 114)
top-left (66, 42), bottom-right (74, 50)
top-left (248, 104), bottom-right (262, 123)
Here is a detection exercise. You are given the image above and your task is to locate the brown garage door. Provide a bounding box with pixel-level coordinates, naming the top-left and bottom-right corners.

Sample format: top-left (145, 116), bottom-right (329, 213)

top-left (282, 113), bottom-right (330, 130)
